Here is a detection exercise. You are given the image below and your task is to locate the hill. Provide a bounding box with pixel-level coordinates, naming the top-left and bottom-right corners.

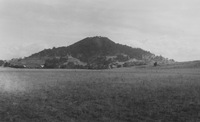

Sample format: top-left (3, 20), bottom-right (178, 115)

top-left (6, 36), bottom-right (174, 69)
top-left (29, 36), bottom-right (152, 61)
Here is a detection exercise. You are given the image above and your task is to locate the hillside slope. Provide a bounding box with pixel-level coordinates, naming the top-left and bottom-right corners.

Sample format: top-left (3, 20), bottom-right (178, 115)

top-left (6, 36), bottom-right (174, 69)
top-left (29, 36), bottom-right (152, 62)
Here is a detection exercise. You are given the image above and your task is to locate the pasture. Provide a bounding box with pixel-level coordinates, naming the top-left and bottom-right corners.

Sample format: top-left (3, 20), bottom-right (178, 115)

top-left (0, 64), bottom-right (200, 122)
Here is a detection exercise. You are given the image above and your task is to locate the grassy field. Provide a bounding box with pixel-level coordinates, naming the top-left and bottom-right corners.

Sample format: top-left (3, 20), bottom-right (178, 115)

top-left (0, 63), bottom-right (200, 122)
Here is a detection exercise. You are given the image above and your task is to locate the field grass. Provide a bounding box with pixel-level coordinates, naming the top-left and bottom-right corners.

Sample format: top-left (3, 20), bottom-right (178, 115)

top-left (0, 64), bottom-right (200, 122)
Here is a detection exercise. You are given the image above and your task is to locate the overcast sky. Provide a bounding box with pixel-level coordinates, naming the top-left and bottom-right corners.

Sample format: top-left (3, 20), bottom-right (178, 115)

top-left (0, 0), bottom-right (200, 61)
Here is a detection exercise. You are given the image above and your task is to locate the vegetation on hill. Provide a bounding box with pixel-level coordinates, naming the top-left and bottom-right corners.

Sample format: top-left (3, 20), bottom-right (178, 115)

top-left (29, 36), bottom-right (152, 62)
top-left (3, 36), bottom-right (175, 69)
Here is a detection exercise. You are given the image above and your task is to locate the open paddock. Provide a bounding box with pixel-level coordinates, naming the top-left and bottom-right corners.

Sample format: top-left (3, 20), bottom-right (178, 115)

top-left (0, 65), bottom-right (200, 122)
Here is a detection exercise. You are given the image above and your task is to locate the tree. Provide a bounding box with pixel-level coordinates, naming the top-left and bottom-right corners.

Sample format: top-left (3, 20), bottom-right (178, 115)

top-left (154, 62), bottom-right (157, 67)
top-left (0, 60), bottom-right (4, 66)
top-left (44, 58), bottom-right (60, 68)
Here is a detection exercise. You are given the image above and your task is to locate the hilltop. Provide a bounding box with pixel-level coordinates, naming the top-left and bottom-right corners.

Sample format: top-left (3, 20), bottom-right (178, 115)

top-left (5, 36), bottom-right (175, 69)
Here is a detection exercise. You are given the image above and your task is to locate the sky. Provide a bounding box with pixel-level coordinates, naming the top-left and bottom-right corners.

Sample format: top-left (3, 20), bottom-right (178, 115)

top-left (0, 0), bottom-right (200, 61)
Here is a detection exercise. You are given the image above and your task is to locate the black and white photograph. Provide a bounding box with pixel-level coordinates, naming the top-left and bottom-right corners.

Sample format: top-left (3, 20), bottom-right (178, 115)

top-left (0, 0), bottom-right (200, 121)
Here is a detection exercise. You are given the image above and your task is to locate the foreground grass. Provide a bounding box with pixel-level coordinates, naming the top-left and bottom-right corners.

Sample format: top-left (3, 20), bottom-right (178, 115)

top-left (0, 66), bottom-right (200, 122)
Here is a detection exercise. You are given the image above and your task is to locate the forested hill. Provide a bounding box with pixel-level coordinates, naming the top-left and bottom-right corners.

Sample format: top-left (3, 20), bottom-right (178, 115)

top-left (6, 36), bottom-right (174, 69)
top-left (29, 36), bottom-right (152, 62)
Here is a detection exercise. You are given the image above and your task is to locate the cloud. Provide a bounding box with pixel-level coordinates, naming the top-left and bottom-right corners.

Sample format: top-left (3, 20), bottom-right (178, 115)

top-left (0, 0), bottom-right (200, 61)
top-left (0, 43), bottom-right (51, 60)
